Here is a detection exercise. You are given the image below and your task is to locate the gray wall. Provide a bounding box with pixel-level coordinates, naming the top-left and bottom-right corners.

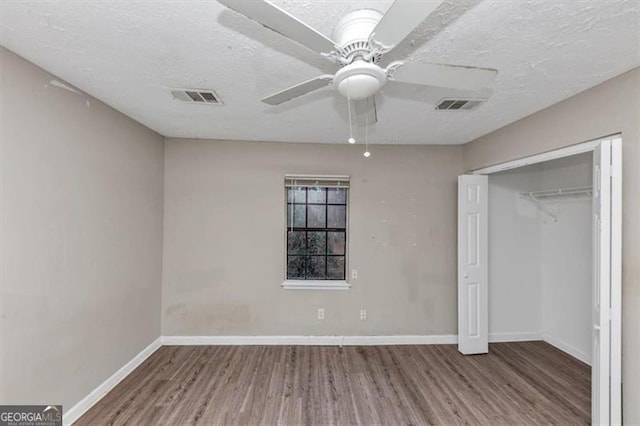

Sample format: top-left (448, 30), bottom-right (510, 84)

top-left (162, 139), bottom-right (463, 336)
top-left (0, 48), bottom-right (164, 408)
top-left (464, 67), bottom-right (640, 425)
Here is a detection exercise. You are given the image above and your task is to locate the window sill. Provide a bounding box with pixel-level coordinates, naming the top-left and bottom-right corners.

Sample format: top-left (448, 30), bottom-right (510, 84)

top-left (281, 280), bottom-right (351, 291)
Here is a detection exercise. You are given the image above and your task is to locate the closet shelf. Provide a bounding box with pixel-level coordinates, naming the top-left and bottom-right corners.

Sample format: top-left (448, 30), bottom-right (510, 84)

top-left (518, 186), bottom-right (593, 222)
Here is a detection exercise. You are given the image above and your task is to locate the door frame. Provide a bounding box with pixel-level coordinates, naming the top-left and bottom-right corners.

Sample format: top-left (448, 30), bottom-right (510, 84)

top-left (469, 134), bottom-right (622, 424)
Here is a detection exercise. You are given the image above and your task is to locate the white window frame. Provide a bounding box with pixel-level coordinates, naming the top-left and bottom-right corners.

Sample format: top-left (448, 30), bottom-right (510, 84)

top-left (281, 174), bottom-right (351, 291)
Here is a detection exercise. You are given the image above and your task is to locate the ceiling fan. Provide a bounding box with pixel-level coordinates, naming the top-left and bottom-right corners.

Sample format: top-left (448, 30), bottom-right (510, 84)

top-left (217, 0), bottom-right (497, 124)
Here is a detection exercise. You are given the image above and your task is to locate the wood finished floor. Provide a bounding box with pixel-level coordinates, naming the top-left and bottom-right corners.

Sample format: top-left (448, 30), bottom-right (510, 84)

top-left (76, 342), bottom-right (590, 425)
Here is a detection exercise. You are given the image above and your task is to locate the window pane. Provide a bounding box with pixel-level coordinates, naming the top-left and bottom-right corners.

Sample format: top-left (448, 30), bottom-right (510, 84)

top-left (327, 188), bottom-right (347, 204)
top-left (287, 204), bottom-right (306, 228)
top-left (307, 231), bottom-right (326, 255)
top-left (307, 187), bottom-right (326, 204)
top-left (307, 205), bottom-right (326, 228)
top-left (327, 205), bottom-right (346, 228)
top-left (306, 256), bottom-right (326, 279)
top-left (287, 231), bottom-right (305, 255)
top-left (285, 184), bottom-right (348, 281)
top-left (287, 187), bottom-right (306, 203)
top-left (327, 256), bottom-right (345, 280)
top-left (287, 256), bottom-right (305, 279)
top-left (327, 232), bottom-right (345, 255)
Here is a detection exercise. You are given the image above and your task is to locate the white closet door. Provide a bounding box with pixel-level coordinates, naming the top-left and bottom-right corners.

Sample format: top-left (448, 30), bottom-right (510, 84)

top-left (592, 138), bottom-right (622, 425)
top-left (458, 175), bottom-right (488, 354)
top-left (592, 142), bottom-right (610, 425)
top-left (610, 138), bottom-right (622, 425)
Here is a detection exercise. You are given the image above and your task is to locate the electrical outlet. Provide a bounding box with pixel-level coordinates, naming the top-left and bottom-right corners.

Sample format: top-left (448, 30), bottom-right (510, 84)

top-left (317, 308), bottom-right (325, 320)
top-left (360, 309), bottom-right (367, 320)
top-left (351, 269), bottom-right (358, 279)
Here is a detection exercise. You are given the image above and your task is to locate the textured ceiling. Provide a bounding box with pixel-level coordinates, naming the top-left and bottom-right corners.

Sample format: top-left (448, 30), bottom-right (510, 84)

top-left (1, 0), bottom-right (638, 145)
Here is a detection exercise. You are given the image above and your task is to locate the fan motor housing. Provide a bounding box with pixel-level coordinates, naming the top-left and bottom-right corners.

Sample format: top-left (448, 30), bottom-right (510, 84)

top-left (332, 9), bottom-right (383, 63)
top-left (334, 60), bottom-right (386, 100)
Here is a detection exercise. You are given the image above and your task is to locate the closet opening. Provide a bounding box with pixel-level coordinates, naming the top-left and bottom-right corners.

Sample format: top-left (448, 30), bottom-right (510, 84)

top-left (457, 136), bottom-right (622, 424)
top-left (488, 151), bottom-right (593, 364)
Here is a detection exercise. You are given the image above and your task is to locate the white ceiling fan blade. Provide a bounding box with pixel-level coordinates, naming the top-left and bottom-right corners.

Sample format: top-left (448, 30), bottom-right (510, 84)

top-left (353, 96), bottom-right (377, 126)
top-left (262, 75), bottom-right (334, 105)
top-left (217, 0), bottom-right (338, 56)
top-left (369, 0), bottom-right (444, 53)
top-left (389, 62), bottom-right (498, 91)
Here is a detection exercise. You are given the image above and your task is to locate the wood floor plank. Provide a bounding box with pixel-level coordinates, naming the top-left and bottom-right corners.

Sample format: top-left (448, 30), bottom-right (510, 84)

top-left (75, 342), bottom-right (590, 425)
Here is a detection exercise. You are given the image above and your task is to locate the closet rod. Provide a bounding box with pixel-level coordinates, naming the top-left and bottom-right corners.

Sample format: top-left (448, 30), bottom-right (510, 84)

top-left (518, 185), bottom-right (592, 222)
top-left (518, 185), bottom-right (593, 199)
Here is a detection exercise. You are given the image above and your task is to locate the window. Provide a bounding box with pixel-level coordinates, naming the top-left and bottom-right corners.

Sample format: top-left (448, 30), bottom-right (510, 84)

top-left (285, 175), bottom-right (349, 282)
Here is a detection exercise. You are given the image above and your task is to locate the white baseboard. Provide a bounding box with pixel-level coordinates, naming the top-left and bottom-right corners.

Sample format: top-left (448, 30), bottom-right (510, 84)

top-left (63, 337), bottom-right (161, 426)
top-left (161, 333), bottom-right (548, 346)
top-left (342, 335), bottom-right (458, 345)
top-left (489, 332), bottom-right (542, 343)
top-left (161, 334), bottom-right (458, 346)
top-left (543, 333), bottom-right (591, 366)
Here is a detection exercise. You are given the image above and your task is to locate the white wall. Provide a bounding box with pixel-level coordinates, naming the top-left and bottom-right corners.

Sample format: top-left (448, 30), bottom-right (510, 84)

top-left (488, 154), bottom-right (592, 363)
top-left (488, 170), bottom-right (542, 339)
top-left (539, 156), bottom-right (593, 362)
top-left (0, 48), bottom-right (164, 408)
top-left (540, 200), bottom-right (592, 361)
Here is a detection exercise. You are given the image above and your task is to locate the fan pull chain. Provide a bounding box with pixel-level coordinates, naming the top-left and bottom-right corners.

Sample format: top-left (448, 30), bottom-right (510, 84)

top-left (364, 99), bottom-right (371, 157)
top-left (347, 97), bottom-right (355, 144)
top-left (346, 76), bottom-right (355, 144)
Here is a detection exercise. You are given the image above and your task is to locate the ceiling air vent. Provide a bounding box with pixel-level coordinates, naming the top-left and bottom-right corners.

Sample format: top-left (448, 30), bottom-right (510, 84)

top-left (435, 98), bottom-right (485, 111)
top-left (170, 89), bottom-right (223, 105)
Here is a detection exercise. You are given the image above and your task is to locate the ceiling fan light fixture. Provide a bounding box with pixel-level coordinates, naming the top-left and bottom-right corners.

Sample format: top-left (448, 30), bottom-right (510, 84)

top-left (338, 74), bottom-right (381, 99)
top-left (334, 60), bottom-right (386, 100)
